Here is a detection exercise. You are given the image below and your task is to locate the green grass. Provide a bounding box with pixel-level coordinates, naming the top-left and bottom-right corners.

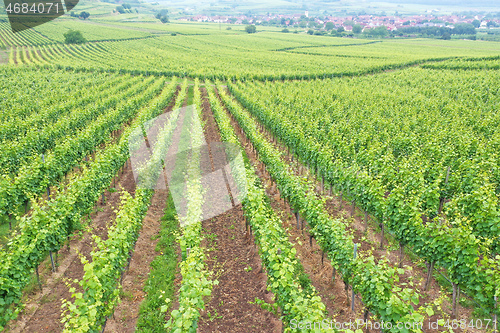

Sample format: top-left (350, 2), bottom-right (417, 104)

top-left (136, 193), bottom-right (179, 332)
top-left (186, 85), bottom-right (194, 106)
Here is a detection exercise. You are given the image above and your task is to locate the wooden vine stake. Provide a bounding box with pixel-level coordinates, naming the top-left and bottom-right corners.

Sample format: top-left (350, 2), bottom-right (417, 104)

top-left (339, 191), bottom-right (343, 210)
top-left (452, 283), bottom-right (460, 318)
top-left (350, 200), bottom-right (355, 218)
top-left (364, 211), bottom-right (369, 232)
top-left (49, 251), bottom-right (56, 272)
top-left (42, 153), bottom-right (51, 200)
top-left (438, 166), bottom-right (451, 215)
top-left (494, 295), bottom-right (498, 333)
top-left (295, 211), bottom-right (300, 230)
top-left (351, 244), bottom-right (357, 312)
top-left (424, 261), bottom-right (435, 291)
top-left (399, 242), bottom-right (404, 268)
top-left (364, 311), bottom-right (370, 333)
top-left (380, 223), bottom-right (385, 250)
top-left (425, 218), bottom-right (443, 290)
top-left (35, 266), bottom-right (42, 291)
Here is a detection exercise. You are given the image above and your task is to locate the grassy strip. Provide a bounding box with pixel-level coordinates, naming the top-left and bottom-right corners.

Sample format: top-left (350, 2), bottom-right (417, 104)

top-left (136, 193), bottom-right (179, 332)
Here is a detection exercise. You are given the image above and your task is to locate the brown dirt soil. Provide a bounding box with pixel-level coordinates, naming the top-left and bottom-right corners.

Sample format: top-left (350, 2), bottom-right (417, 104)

top-left (0, 50), bottom-right (9, 65)
top-left (103, 188), bottom-right (169, 332)
top-left (215, 87), bottom-right (360, 329)
top-left (8, 162), bottom-right (137, 333)
top-left (221, 88), bottom-right (484, 333)
top-left (196, 88), bottom-right (281, 333)
top-left (104, 84), bottom-right (183, 332)
top-left (6, 86), bottom-right (181, 333)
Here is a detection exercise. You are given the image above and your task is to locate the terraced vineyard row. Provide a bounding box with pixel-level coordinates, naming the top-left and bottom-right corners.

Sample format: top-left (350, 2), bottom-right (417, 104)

top-left (228, 68), bottom-right (500, 316)
top-left (205, 82), bottom-right (329, 331)
top-left (8, 34), bottom-right (500, 81)
top-left (0, 73), bottom-right (178, 328)
top-left (0, 22), bottom-right (54, 47)
top-left (216, 82), bottom-right (431, 331)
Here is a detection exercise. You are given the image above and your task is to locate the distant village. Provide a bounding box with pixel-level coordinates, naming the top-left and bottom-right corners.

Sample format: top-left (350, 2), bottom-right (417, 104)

top-left (179, 12), bottom-right (500, 32)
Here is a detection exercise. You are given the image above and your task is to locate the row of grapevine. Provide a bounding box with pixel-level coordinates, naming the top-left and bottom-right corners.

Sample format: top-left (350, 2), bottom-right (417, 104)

top-left (12, 34), bottom-right (500, 82)
top-left (205, 82), bottom-right (328, 332)
top-left (228, 76), bottom-right (500, 314)
top-left (61, 189), bottom-right (153, 332)
top-left (60, 80), bottom-right (187, 332)
top-left (0, 74), bottom-right (145, 174)
top-left (0, 76), bottom-right (164, 222)
top-left (0, 23), bottom-right (54, 47)
top-left (0, 67), bottom-right (110, 125)
top-left (0, 73), bottom-right (125, 143)
top-left (231, 71), bottom-right (500, 253)
top-left (216, 84), bottom-right (426, 331)
top-left (164, 79), bottom-right (218, 332)
top-left (0, 78), bottom-right (179, 329)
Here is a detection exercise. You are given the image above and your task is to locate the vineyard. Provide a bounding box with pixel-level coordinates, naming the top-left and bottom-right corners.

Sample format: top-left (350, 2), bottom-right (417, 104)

top-left (0, 14), bottom-right (499, 333)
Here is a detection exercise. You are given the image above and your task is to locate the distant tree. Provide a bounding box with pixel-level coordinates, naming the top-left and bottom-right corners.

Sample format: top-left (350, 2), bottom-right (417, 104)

top-left (155, 13), bottom-right (169, 23)
top-left (281, 18), bottom-right (286, 26)
top-left (487, 21), bottom-right (498, 28)
top-left (325, 22), bottom-right (334, 30)
top-left (64, 30), bottom-right (86, 44)
top-left (289, 19), bottom-right (294, 26)
top-left (226, 26), bottom-right (232, 30)
top-left (472, 19), bottom-right (481, 28)
top-left (403, 20), bottom-right (411, 25)
top-left (70, 11), bottom-right (77, 17)
top-left (122, 3), bottom-right (131, 9)
top-left (282, 28), bottom-right (289, 33)
top-left (79, 11), bottom-right (90, 20)
top-left (299, 21), bottom-right (307, 28)
top-left (374, 26), bottom-right (388, 36)
top-left (442, 32), bottom-right (451, 40)
top-left (337, 26), bottom-right (345, 33)
top-left (245, 25), bottom-right (256, 33)
top-left (116, 5), bottom-right (125, 13)
top-left (352, 24), bottom-right (362, 34)
top-left (242, 19), bottom-right (249, 25)
top-left (453, 23), bottom-right (476, 35)
top-left (307, 29), bottom-right (314, 35)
